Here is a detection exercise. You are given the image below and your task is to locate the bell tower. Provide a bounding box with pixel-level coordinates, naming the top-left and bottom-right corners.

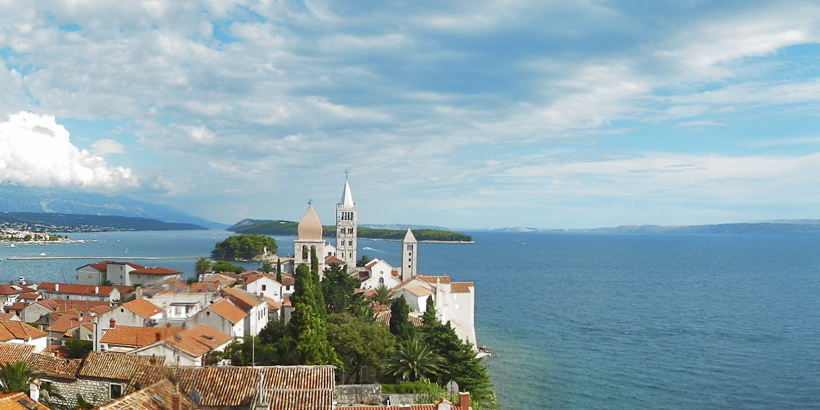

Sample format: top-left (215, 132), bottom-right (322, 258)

top-left (336, 176), bottom-right (357, 270)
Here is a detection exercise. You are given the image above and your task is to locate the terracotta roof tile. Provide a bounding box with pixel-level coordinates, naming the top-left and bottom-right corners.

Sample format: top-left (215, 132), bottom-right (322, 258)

top-left (0, 285), bottom-right (27, 296)
top-left (162, 325), bottom-right (232, 356)
top-left (207, 300), bottom-right (247, 324)
top-left (128, 366), bottom-right (335, 409)
top-left (3, 303), bottom-right (25, 312)
top-left (451, 282), bottom-right (474, 293)
top-left (416, 274), bottom-right (451, 284)
top-left (0, 321), bottom-right (46, 341)
top-left (46, 315), bottom-right (92, 334)
top-left (0, 314), bottom-right (16, 322)
top-left (38, 283), bottom-right (117, 296)
top-left (0, 392), bottom-right (49, 410)
top-left (325, 255), bottom-right (345, 264)
top-left (33, 299), bottom-right (111, 313)
top-left (27, 353), bottom-right (82, 379)
top-left (279, 274), bottom-right (295, 286)
top-left (222, 288), bottom-right (263, 311)
top-left (266, 297), bottom-right (283, 311)
top-left (100, 326), bottom-right (184, 347)
top-left (0, 344), bottom-right (34, 365)
top-left (123, 298), bottom-right (163, 319)
top-left (78, 351), bottom-right (164, 380)
top-left (96, 379), bottom-right (196, 410)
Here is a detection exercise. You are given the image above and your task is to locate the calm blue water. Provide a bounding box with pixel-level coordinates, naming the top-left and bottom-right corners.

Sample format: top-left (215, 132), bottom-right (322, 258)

top-left (2, 230), bottom-right (820, 409)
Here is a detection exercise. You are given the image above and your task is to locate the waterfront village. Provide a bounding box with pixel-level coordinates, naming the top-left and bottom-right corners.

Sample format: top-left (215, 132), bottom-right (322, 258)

top-left (0, 180), bottom-right (482, 410)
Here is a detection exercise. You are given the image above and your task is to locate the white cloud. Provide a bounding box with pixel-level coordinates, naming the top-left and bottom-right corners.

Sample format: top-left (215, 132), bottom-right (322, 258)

top-left (90, 139), bottom-right (125, 155)
top-left (0, 112), bottom-right (137, 189)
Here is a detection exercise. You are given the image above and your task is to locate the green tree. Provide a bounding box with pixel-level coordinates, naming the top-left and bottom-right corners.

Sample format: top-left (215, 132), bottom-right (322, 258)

top-left (0, 361), bottom-right (62, 407)
top-left (65, 339), bottom-right (92, 359)
top-left (260, 261), bottom-right (273, 274)
top-left (322, 263), bottom-right (364, 314)
top-left (356, 254), bottom-right (372, 267)
top-left (211, 260), bottom-right (245, 274)
top-left (421, 315), bottom-right (497, 409)
top-left (290, 263), bottom-right (340, 366)
top-left (385, 338), bottom-right (444, 383)
top-left (374, 284), bottom-right (392, 306)
top-left (195, 257), bottom-right (213, 276)
top-left (212, 234), bottom-right (277, 260)
top-left (327, 313), bottom-right (396, 383)
top-left (389, 295), bottom-right (416, 341)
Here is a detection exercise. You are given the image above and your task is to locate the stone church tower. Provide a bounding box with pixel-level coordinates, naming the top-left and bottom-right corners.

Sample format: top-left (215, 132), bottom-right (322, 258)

top-left (401, 228), bottom-right (418, 281)
top-left (336, 179), bottom-right (357, 269)
top-left (294, 204), bottom-right (325, 275)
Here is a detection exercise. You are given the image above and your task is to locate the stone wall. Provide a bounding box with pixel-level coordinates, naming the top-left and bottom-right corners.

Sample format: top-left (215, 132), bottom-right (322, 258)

top-left (44, 377), bottom-right (123, 408)
top-left (334, 384), bottom-right (383, 406)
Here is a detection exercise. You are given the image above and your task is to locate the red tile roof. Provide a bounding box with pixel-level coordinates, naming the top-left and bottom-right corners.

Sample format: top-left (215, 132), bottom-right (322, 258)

top-left (100, 326), bottom-right (184, 347)
top-left (122, 298), bottom-right (163, 319)
top-left (207, 300), bottom-right (247, 324)
top-left (451, 282), bottom-right (474, 293)
top-left (4, 302), bottom-right (26, 312)
top-left (222, 287), bottom-right (263, 311)
top-left (161, 325), bottom-right (232, 357)
top-left (325, 255), bottom-right (345, 264)
top-left (34, 299), bottom-right (111, 313)
top-left (0, 392), bottom-right (49, 410)
top-left (0, 320), bottom-right (46, 341)
top-left (78, 351), bottom-right (164, 380)
top-left (0, 344), bottom-right (34, 365)
top-left (27, 353), bottom-right (82, 379)
top-left (38, 283), bottom-right (117, 296)
top-left (96, 379), bottom-right (196, 410)
top-left (46, 314), bottom-right (93, 334)
top-left (127, 366), bottom-right (335, 409)
top-left (0, 285), bottom-right (28, 296)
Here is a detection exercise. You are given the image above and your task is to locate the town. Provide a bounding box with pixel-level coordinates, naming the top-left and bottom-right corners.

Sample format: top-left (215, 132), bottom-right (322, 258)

top-left (0, 180), bottom-right (485, 410)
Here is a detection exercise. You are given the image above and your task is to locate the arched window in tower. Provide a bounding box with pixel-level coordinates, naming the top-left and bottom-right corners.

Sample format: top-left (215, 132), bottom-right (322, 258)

top-left (302, 246), bottom-right (308, 261)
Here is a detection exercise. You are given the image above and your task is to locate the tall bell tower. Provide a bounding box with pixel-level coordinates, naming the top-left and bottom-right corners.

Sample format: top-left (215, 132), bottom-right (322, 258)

top-left (336, 176), bottom-right (357, 270)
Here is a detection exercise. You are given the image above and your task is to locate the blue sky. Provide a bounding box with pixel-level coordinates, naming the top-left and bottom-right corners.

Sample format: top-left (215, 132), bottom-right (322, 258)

top-left (1, 1), bottom-right (820, 229)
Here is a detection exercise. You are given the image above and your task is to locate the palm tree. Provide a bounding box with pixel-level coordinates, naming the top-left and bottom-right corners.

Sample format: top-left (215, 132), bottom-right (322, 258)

top-left (386, 338), bottom-right (445, 383)
top-left (374, 284), bottom-right (392, 306)
top-left (0, 361), bottom-right (62, 406)
top-left (260, 262), bottom-right (274, 274)
top-left (195, 257), bottom-right (213, 276)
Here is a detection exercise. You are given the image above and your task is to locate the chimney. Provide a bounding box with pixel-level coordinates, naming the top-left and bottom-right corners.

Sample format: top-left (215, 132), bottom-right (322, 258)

top-left (55, 284), bottom-right (59, 292)
top-left (172, 392), bottom-right (181, 410)
top-left (459, 392), bottom-right (470, 410)
top-left (149, 356), bottom-right (158, 366)
top-left (95, 286), bottom-right (99, 295)
top-left (155, 332), bottom-right (162, 342)
top-left (109, 319), bottom-right (116, 329)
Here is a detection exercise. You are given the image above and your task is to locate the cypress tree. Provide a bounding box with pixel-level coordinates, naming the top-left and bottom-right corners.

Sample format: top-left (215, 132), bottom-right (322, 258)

top-left (389, 295), bottom-right (416, 341)
top-left (290, 263), bottom-right (340, 366)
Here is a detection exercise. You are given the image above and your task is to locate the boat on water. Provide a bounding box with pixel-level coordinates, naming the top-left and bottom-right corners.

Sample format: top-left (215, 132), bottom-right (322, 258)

top-left (9, 244), bottom-right (14, 248)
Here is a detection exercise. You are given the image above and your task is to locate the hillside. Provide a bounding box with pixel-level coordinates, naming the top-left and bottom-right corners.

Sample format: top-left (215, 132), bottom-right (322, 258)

top-left (0, 184), bottom-right (224, 229)
top-left (228, 219), bottom-right (474, 242)
top-left (0, 212), bottom-right (207, 232)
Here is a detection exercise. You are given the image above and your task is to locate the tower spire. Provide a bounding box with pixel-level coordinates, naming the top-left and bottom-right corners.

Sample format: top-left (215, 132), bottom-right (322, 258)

top-left (336, 177), bottom-right (358, 270)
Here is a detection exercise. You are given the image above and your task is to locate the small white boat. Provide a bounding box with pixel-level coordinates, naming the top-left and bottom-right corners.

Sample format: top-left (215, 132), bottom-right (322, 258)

top-left (39, 252), bottom-right (46, 256)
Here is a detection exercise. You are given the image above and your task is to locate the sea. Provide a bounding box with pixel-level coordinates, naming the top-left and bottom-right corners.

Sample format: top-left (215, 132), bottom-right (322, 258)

top-left (2, 229), bottom-right (820, 409)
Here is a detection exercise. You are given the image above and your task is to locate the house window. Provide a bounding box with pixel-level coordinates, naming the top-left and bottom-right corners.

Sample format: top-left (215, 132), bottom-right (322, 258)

top-left (262, 285), bottom-right (267, 291)
top-left (110, 384), bottom-right (123, 399)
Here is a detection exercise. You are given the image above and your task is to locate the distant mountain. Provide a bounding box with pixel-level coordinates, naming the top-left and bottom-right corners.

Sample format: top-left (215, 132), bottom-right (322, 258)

top-left (0, 184), bottom-right (225, 229)
top-left (484, 220), bottom-right (820, 234)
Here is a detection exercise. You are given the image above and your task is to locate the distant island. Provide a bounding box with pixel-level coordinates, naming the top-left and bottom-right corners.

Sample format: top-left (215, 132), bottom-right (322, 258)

top-left (228, 219), bottom-right (474, 242)
top-left (490, 220), bottom-right (820, 235)
top-left (0, 212), bottom-right (207, 232)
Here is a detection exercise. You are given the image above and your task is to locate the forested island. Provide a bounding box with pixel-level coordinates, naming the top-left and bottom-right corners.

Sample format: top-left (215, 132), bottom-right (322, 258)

top-left (228, 219), bottom-right (473, 242)
top-left (0, 212), bottom-right (207, 232)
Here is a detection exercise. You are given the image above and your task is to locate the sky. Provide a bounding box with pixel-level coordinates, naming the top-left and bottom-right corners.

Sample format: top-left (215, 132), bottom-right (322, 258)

top-left (1, 1), bottom-right (820, 229)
